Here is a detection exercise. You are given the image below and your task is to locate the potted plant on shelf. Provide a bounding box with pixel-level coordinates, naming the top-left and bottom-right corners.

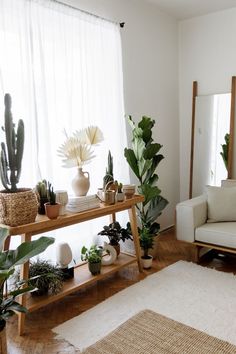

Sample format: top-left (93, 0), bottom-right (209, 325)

top-left (116, 182), bottom-right (125, 202)
top-left (81, 245), bottom-right (102, 275)
top-left (139, 227), bottom-right (154, 269)
top-left (44, 182), bottom-right (60, 219)
top-left (58, 126), bottom-right (104, 196)
top-left (0, 227), bottom-right (54, 353)
top-left (98, 221), bottom-right (133, 256)
top-left (0, 93), bottom-right (38, 226)
top-left (36, 179), bottom-right (49, 215)
top-left (29, 259), bottom-right (63, 296)
top-left (124, 116), bottom-right (168, 260)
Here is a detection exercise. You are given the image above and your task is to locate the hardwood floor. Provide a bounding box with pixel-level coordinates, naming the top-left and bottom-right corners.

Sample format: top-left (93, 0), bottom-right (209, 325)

top-left (7, 229), bottom-right (236, 354)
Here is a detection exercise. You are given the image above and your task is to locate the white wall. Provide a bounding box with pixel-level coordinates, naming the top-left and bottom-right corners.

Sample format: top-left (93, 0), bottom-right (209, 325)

top-left (179, 8), bottom-right (236, 201)
top-left (62, 0), bottom-right (179, 229)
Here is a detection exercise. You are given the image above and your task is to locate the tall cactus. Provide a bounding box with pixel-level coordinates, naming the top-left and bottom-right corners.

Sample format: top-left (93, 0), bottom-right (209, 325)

top-left (0, 93), bottom-right (24, 192)
top-left (103, 150), bottom-right (114, 189)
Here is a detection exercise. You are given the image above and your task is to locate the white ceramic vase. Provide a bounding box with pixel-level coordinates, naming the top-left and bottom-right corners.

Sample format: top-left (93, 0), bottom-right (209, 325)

top-left (55, 190), bottom-right (68, 215)
top-left (56, 242), bottom-right (73, 268)
top-left (72, 168), bottom-right (90, 196)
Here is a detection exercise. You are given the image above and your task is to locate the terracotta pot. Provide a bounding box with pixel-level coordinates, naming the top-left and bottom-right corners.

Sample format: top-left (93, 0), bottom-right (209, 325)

top-left (44, 203), bottom-right (61, 219)
top-left (0, 323), bottom-right (7, 354)
top-left (141, 255), bottom-right (153, 269)
top-left (88, 261), bottom-right (101, 275)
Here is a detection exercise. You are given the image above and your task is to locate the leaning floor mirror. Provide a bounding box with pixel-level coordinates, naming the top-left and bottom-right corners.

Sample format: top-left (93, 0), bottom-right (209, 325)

top-left (189, 76), bottom-right (236, 198)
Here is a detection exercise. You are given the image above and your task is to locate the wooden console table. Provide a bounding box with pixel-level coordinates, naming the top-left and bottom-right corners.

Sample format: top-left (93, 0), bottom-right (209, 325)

top-left (2, 194), bottom-right (144, 335)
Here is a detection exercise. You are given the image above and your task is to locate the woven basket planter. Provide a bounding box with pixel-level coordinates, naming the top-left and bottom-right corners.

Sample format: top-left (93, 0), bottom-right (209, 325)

top-left (0, 326), bottom-right (7, 354)
top-left (0, 188), bottom-right (38, 226)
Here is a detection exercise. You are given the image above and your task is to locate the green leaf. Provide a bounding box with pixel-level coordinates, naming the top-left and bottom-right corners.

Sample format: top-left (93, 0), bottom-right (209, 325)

top-left (148, 174), bottom-right (159, 186)
top-left (143, 143), bottom-right (162, 160)
top-left (145, 196), bottom-right (169, 224)
top-left (124, 148), bottom-right (140, 180)
top-left (133, 136), bottom-right (145, 161)
top-left (1, 237), bottom-right (54, 270)
top-left (138, 158), bottom-right (152, 178)
top-left (138, 185), bottom-right (161, 206)
top-left (10, 286), bottom-right (35, 298)
top-left (0, 228), bottom-right (9, 251)
top-left (144, 155), bottom-right (164, 184)
top-left (127, 115), bottom-right (135, 130)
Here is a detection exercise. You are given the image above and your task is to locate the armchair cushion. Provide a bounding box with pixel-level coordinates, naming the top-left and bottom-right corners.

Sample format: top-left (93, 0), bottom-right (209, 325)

top-left (206, 185), bottom-right (236, 222)
top-left (195, 222), bottom-right (236, 249)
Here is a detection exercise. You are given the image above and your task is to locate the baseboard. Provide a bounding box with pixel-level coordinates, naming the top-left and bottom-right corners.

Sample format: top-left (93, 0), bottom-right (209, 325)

top-left (159, 224), bottom-right (174, 234)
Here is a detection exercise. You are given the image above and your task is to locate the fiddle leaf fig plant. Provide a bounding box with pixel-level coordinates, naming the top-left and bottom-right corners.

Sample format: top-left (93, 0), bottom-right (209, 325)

top-left (124, 115), bottom-right (168, 238)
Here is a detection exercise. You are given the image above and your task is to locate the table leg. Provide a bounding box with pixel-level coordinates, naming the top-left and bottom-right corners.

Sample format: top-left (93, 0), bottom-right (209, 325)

top-left (3, 236), bottom-right (11, 251)
top-left (18, 233), bottom-right (31, 335)
top-left (128, 206), bottom-right (143, 272)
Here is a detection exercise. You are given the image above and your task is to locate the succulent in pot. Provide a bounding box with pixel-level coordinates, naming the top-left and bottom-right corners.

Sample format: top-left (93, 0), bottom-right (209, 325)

top-left (36, 179), bottom-right (49, 215)
top-left (98, 221), bottom-right (133, 256)
top-left (116, 182), bottom-right (124, 202)
top-left (0, 93), bottom-right (38, 226)
top-left (0, 227), bottom-right (54, 352)
top-left (81, 245), bottom-right (102, 275)
top-left (44, 182), bottom-right (60, 219)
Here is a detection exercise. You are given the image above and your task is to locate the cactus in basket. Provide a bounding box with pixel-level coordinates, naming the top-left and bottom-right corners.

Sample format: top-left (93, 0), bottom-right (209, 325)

top-left (0, 94), bottom-right (24, 192)
top-left (103, 150), bottom-right (114, 189)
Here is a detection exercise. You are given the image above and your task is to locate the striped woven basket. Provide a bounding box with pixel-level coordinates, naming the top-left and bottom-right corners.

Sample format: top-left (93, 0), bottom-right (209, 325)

top-left (0, 188), bottom-right (38, 226)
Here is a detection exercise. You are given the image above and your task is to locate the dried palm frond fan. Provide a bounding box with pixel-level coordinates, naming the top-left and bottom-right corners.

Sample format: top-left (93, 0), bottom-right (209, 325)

top-left (0, 94), bottom-right (38, 226)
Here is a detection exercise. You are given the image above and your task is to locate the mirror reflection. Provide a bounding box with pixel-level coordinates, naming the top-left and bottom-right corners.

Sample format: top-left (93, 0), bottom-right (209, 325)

top-left (192, 93), bottom-right (231, 197)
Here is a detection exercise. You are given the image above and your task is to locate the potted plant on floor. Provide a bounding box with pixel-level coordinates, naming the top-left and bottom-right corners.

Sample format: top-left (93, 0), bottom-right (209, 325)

top-left (44, 182), bottom-right (60, 219)
top-left (0, 227), bottom-right (54, 353)
top-left (140, 227), bottom-right (154, 269)
top-left (29, 259), bottom-right (63, 296)
top-left (81, 245), bottom-right (102, 275)
top-left (124, 116), bottom-right (168, 260)
top-left (0, 94), bottom-right (38, 226)
top-left (98, 221), bottom-right (133, 256)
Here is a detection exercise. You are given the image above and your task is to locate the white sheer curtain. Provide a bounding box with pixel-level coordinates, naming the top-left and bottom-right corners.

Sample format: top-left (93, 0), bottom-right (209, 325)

top-left (0, 0), bottom-right (130, 262)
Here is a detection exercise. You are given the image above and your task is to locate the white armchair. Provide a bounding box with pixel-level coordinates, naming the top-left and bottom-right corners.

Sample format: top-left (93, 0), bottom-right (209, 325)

top-left (176, 180), bottom-right (236, 258)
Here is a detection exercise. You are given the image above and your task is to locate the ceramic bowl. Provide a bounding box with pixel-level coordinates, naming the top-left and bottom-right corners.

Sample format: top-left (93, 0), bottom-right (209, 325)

top-left (123, 184), bottom-right (135, 199)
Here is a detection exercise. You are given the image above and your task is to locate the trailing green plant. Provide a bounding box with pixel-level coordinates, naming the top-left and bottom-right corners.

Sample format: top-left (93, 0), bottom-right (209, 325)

top-left (98, 222), bottom-right (133, 246)
top-left (220, 133), bottom-right (229, 170)
top-left (29, 259), bottom-right (63, 296)
top-left (81, 245), bottom-right (102, 264)
top-left (47, 182), bottom-right (56, 205)
top-left (139, 227), bottom-right (154, 259)
top-left (124, 115), bottom-right (168, 238)
top-left (0, 93), bottom-right (24, 192)
top-left (103, 150), bottom-right (114, 189)
top-left (0, 227), bottom-right (54, 329)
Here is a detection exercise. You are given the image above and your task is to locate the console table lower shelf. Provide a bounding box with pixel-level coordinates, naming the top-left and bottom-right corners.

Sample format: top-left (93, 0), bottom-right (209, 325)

top-left (26, 253), bottom-right (137, 312)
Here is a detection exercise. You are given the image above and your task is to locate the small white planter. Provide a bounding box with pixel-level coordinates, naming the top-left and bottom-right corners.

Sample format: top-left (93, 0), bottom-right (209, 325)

top-left (116, 192), bottom-right (125, 202)
top-left (141, 255), bottom-right (153, 269)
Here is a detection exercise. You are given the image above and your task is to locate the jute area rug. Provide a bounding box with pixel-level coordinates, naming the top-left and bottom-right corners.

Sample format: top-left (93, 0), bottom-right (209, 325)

top-left (83, 309), bottom-right (236, 354)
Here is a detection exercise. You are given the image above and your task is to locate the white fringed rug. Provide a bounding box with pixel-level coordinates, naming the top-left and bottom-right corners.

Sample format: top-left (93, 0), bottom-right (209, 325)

top-left (53, 261), bottom-right (236, 352)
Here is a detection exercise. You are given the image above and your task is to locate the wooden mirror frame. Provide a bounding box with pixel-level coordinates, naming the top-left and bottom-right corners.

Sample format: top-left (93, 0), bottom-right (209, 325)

top-left (189, 76), bottom-right (236, 198)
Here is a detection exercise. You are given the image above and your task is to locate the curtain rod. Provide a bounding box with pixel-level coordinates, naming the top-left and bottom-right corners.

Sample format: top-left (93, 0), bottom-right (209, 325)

top-left (51, 0), bottom-right (125, 28)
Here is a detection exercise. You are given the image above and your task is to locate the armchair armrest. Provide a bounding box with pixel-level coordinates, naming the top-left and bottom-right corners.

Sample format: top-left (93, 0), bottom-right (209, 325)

top-left (176, 195), bottom-right (207, 242)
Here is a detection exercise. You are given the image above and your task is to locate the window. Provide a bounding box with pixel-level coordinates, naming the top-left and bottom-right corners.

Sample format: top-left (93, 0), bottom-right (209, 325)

top-left (0, 0), bottom-right (129, 261)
